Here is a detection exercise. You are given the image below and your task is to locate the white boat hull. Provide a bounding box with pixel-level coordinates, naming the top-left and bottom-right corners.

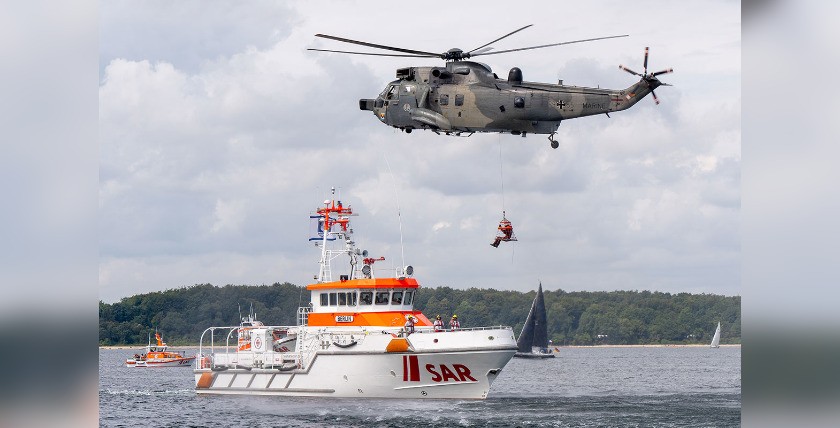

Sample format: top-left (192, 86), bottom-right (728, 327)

top-left (196, 349), bottom-right (513, 399)
top-left (195, 327), bottom-right (517, 399)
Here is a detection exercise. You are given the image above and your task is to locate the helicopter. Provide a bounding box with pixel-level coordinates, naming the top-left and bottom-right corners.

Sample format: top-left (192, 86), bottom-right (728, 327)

top-left (308, 25), bottom-right (673, 149)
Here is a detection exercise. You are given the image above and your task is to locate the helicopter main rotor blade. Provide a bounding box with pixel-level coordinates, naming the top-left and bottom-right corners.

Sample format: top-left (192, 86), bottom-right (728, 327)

top-left (643, 47), bottom-right (649, 75)
top-left (467, 24), bottom-right (533, 54)
top-left (307, 48), bottom-right (436, 58)
top-left (651, 68), bottom-right (674, 77)
top-left (314, 33), bottom-right (440, 57)
top-left (651, 89), bottom-right (660, 105)
top-left (470, 34), bottom-right (629, 57)
top-left (619, 65), bottom-right (641, 76)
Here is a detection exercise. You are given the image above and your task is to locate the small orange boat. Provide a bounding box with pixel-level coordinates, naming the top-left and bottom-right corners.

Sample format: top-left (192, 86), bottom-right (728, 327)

top-left (125, 331), bottom-right (195, 368)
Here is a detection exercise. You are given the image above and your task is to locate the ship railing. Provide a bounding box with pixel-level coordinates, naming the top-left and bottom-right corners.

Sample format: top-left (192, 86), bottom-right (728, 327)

top-left (196, 325), bottom-right (300, 370)
top-left (410, 325), bottom-right (514, 333)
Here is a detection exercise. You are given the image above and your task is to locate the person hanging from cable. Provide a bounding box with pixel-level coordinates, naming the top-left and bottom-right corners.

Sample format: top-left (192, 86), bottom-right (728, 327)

top-left (492, 142), bottom-right (518, 248)
top-left (491, 211), bottom-right (517, 247)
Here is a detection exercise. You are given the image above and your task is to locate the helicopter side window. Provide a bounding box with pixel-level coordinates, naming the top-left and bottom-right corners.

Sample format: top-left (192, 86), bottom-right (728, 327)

top-left (455, 94), bottom-right (464, 106)
top-left (439, 94), bottom-right (449, 106)
top-left (514, 96), bottom-right (525, 108)
top-left (385, 85), bottom-right (398, 100)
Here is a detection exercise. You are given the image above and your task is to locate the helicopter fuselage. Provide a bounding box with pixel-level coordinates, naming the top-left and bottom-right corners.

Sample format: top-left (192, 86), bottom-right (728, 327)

top-left (360, 61), bottom-right (659, 137)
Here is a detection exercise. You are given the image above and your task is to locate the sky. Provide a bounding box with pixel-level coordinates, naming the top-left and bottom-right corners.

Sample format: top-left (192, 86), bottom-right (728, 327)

top-left (98, 0), bottom-right (741, 303)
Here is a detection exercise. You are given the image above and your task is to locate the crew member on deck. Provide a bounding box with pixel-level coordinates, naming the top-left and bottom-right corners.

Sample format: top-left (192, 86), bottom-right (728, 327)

top-left (449, 314), bottom-right (460, 330)
top-left (433, 315), bottom-right (444, 332)
top-left (404, 315), bottom-right (416, 336)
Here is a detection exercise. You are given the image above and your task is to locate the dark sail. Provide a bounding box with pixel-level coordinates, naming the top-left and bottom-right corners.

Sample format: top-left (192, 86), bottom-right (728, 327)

top-left (515, 283), bottom-right (555, 358)
top-left (532, 283), bottom-right (548, 350)
top-left (516, 293), bottom-right (537, 352)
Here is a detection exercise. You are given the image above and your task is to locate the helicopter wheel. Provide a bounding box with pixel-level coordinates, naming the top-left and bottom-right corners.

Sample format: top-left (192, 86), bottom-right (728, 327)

top-left (548, 133), bottom-right (559, 149)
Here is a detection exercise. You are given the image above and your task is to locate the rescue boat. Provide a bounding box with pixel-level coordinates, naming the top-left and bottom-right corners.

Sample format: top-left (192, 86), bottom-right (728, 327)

top-left (194, 189), bottom-right (518, 399)
top-left (125, 331), bottom-right (195, 368)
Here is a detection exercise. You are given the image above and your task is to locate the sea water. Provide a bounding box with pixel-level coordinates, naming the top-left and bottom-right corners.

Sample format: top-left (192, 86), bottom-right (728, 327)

top-left (99, 346), bottom-right (740, 427)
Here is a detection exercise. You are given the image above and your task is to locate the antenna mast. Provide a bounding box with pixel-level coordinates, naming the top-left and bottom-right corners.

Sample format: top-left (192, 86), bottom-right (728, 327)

top-left (383, 154), bottom-right (406, 269)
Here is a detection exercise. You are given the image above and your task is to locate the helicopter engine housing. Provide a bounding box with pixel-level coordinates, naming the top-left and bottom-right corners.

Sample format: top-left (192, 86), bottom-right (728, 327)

top-left (431, 68), bottom-right (452, 79)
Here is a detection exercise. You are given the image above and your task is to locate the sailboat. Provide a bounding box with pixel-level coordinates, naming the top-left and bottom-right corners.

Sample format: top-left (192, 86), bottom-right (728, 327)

top-left (710, 322), bottom-right (721, 348)
top-left (514, 283), bottom-right (555, 359)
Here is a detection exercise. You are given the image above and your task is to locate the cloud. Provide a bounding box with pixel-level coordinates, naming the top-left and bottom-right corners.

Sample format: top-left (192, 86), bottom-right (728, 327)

top-left (99, 1), bottom-right (740, 302)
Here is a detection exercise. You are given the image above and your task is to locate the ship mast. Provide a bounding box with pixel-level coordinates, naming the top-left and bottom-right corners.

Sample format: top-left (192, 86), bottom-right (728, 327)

top-left (315, 187), bottom-right (356, 283)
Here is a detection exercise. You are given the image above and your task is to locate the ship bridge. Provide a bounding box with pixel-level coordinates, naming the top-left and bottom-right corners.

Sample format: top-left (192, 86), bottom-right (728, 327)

top-left (304, 278), bottom-right (429, 327)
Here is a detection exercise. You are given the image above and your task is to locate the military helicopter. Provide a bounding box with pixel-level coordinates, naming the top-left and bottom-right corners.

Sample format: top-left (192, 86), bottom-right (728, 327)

top-left (308, 25), bottom-right (673, 149)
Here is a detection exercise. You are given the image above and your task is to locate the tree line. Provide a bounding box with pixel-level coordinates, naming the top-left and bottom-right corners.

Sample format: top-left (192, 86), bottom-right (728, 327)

top-left (99, 283), bottom-right (740, 346)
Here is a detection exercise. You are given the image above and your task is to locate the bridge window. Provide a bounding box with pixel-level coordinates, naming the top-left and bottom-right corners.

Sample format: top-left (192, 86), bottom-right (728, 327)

top-left (375, 291), bottom-right (390, 305)
top-left (439, 94), bottom-right (449, 106)
top-left (391, 291), bottom-right (403, 305)
top-left (320, 293), bottom-right (328, 306)
top-left (514, 96), bottom-right (525, 108)
top-left (455, 94), bottom-right (464, 106)
top-left (360, 291), bottom-right (373, 305)
top-left (338, 293), bottom-right (347, 306)
top-left (404, 290), bottom-right (414, 306)
top-left (347, 292), bottom-right (357, 306)
top-left (329, 293), bottom-right (337, 306)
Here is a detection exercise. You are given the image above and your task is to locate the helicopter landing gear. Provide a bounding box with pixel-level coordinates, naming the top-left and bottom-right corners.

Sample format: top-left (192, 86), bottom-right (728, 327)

top-left (548, 133), bottom-right (559, 149)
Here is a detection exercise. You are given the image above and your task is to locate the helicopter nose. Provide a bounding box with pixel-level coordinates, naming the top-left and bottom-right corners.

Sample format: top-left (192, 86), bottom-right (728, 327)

top-left (359, 99), bottom-right (375, 111)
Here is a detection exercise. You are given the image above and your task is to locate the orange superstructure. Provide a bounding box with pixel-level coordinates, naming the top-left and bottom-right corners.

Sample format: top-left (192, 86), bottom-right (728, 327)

top-left (306, 311), bottom-right (432, 327)
top-left (306, 278), bottom-right (419, 290)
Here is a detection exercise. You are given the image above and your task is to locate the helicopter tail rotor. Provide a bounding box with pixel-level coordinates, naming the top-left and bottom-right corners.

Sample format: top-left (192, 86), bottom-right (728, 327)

top-left (619, 47), bottom-right (673, 105)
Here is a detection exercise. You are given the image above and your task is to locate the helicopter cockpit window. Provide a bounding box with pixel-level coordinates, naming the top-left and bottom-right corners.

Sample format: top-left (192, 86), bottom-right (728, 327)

top-left (385, 85), bottom-right (398, 100)
top-left (455, 94), bottom-right (464, 106)
top-left (439, 94), bottom-right (449, 106)
top-left (514, 96), bottom-right (525, 108)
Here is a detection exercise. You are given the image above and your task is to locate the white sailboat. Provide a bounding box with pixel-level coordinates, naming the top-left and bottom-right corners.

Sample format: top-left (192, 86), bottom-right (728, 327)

top-left (710, 322), bottom-right (721, 348)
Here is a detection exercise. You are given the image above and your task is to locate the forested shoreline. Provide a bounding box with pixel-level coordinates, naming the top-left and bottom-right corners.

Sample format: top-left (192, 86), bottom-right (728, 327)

top-left (99, 283), bottom-right (740, 346)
